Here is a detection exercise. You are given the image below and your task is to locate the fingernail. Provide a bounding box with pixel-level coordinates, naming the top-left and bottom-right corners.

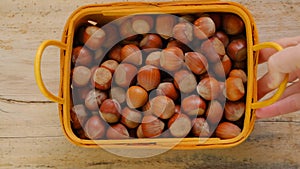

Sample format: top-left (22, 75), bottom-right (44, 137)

top-left (267, 73), bottom-right (284, 89)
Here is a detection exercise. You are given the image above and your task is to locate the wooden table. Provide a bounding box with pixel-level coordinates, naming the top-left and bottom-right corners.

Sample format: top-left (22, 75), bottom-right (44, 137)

top-left (1, 0), bottom-right (300, 168)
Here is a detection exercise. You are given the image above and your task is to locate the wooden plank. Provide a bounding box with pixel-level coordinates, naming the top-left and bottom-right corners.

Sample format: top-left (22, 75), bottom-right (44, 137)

top-left (0, 102), bottom-right (61, 138)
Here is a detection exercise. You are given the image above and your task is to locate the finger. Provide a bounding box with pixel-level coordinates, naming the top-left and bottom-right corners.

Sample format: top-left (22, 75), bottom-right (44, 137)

top-left (288, 72), bottom-right (299, 82)
top-left (257, 44), bottom-right (300, 98)
top-left (257, 69), bottom-right (300, 100)
top-left (256, 92), bottom-right (300, 119)
top-left (258, 36), bottom-right (300, 64)
top-left (257, 72), bottom-right (278, 99)
top-left (267, 44), bottom-right (300, 88)
top-left (279, 81), bottom-right (300, 100)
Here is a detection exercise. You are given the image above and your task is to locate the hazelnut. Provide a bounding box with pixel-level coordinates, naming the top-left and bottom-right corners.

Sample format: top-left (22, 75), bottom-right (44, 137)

top-left (206, 100), bottom-right (223, 124)
top-left (215, 122), bottom-right (241, 139)
top-left (224, 101), bottom-right (245, 121)
top-left (90, 66), bottom-right (98, 76)
top-left (192, 117), bottom-right (210, 137)
top-left (74, 86), bottom-right (91, 103)
top-left (106, 123), bottom-right (130, 139)
top-left (159, 130), bottom-right (172, 138)
top-left (101, 23), bottom-right (120, 49)
top-left (120, 44), bottom-right (143, 65)
top-left (70, 104), bottom-right (89, 129)
top-left (167, 39), bottom-right (191, 53)
top-left (181, 95), bottom-right (206, 116)
top-left (213, 54), bottom-right (232, 79)
top-left (126, 86), bottom-right (148, 108)
top-left (141, 115), bottom-right (165, 138)
top-left (113, 63), bottom-right (137, 88)
top-left (156, 82), bottom-right (179, 101)
top-left (155, 14), bottom-right (177, 39)
top-left (150, 95), bottom-right (175, 119)
top-left (121, 107), bottom-right (142, 129)
top-left (160, 47), bottom-right (184, 72)
top-left (229, 69), bottom-right (247, 83)
top-left (178, 14), bottom-right (195, 23)
top-left (197, 77), bottom-right (221, 100)
top-left (137, 65), bottom-right (161, 91)
top-left (94, 48), bottom-right (105, 63)
top-left (82, 25), bottom-right (106, 50)
top-left (222, 14), bottom-right (244, 35)
top-left (216, 81), bottom-right (226, 103)
top-left (224, 77), bottom-right (245, 101)
top-left (99, 99), bottom-right (121, 123)
top-left (145, 51), bottom-right (161, 67)
top-left (140, 34), bottom-right (163, 50)
top-left (214, 31), bottom-right (229, 47)
top-left (84, 115), bottom-right (106, 140)
top-left (141, 101), bottom-right (152, 116)
top-left (227, 38), bottom-right (247, 62)
top-left (172, 22), bottom-right (194, 44)
top-left (119, 17), bottom-right (136, 40)
top-left (85, 89), bottom-right (108, 111)
top-left (110, 87), bottom-right (126, 104)
top-left (168, 113), bottom-right (192, 138)
top-left (200, 37), bottom-right (225, 63)
top-left (91, 67), bottom-right (112, 90)
top-left (184, 52), bottom-right (208, 75)
top-left (174, 69), bottom-right (197, 94)
top-left (108, 45), bottom-right (122, 62)
top-left (208, 13), bottom-right (221, 30)
top-left (72, 66), bottom-right (92, 87)
top-left (131, 15), bottom-right (154, 34)
top-left (72, 46), bottom-right (93, 67)
top-left (194, 16), bottom-right (216, 39)
top-left (136, 124), bottom-right (145, 138)
top-left (120, 38), bottom-right (140, 47)
top-left (100, 59), bottom-right (119, 73)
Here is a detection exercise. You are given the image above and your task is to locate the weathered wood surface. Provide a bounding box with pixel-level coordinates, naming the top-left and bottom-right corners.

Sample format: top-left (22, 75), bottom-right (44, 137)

top-left (1, 0), bottom-right (300, 168)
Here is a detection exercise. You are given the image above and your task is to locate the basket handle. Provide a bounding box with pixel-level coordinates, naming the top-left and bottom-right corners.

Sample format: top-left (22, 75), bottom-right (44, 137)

top-left (34, 40), bottom-right (67, 104)
top-left (251, 42), bottom-right (289, 109)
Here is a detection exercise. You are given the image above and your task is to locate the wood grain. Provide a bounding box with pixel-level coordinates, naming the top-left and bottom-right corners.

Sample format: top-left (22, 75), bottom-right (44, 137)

top-left (0, 0), bottom-right (300, 168)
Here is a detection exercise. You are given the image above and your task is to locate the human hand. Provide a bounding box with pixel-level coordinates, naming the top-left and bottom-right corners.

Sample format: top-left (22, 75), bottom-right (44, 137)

top-left (256, 36), bottom-right (300, 119)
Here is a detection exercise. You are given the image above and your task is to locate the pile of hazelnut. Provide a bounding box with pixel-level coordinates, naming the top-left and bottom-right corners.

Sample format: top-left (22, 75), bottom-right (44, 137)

top-left (70, 13), bottom-right (248, 141)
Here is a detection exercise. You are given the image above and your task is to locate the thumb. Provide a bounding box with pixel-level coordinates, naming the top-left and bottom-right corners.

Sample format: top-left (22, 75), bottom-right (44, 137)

top-left (265, 44), bottom-right (300, 89)
top-left (258, 36), bottom-right (300, 64)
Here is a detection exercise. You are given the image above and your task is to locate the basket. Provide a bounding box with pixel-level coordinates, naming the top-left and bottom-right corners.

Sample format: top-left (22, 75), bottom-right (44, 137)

top-left (34, 1), bottom-right (288, 150)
